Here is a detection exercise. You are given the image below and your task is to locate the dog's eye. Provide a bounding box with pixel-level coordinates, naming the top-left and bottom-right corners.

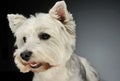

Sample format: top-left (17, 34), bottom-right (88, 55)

top-left (38, 33), bottom-right (50, 40)
top-left (23, 37), bottom-right (26, 42)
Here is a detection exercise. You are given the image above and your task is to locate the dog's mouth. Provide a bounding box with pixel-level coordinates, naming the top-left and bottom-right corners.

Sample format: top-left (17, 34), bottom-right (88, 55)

top-left (29, 62), bottom-right (42, 68)
top-left (23, 61), bottom-right (52, 70)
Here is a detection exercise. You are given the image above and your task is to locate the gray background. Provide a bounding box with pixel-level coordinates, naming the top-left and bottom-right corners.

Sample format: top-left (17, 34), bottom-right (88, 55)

top-left (67, 0), bottom-right (120, 81)
top-left (0, 0), bottom-right (119, 81)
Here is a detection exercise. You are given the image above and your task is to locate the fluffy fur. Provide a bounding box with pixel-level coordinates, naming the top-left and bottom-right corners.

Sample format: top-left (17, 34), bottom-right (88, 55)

top-left (7, 1), bottom-right (100, 81)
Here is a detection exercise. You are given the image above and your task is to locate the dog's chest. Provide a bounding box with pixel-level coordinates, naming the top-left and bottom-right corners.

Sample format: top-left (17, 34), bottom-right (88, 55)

top-left (33, 67), bottom-right (69, 81)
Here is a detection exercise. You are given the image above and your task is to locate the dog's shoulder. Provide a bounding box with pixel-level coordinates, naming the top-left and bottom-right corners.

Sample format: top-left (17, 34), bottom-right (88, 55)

top-left (77, 55), bottom-right (100, 81)
top-left (66, 54), bottom-right (100, 81)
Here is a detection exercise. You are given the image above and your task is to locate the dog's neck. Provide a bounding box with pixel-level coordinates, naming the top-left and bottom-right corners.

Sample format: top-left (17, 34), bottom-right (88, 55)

top-left (32, 54), bottom-right (82, 81)
top-left (33, 63), bottom-right (68, 81)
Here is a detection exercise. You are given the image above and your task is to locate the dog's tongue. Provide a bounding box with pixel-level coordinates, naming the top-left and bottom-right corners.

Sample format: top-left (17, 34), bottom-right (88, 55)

top-left (29, 62), bottom-right (41, 68)
top-left (30, 62), bottom-right (38, 66)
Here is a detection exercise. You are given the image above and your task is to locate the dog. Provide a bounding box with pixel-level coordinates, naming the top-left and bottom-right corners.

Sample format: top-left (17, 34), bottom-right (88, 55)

top-left (7, 1), bottom-right (100, 81)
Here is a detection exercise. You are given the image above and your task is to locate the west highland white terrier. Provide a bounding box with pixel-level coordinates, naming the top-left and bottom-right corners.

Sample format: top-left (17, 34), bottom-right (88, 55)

top-left (7, 1), bottom-right (100, 81)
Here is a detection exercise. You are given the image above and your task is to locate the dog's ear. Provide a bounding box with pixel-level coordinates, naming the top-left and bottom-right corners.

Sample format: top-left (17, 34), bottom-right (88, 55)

top-left (7, 14), bottom-right (26, 33)
top-left (49, 1), bottom-right (70, 23)
top-left (49, 1), bottom-right (76, 35)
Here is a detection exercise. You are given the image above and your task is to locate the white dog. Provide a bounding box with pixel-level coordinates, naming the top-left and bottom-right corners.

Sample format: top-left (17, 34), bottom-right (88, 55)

top-left (7, 1), bottom-right (100, 81)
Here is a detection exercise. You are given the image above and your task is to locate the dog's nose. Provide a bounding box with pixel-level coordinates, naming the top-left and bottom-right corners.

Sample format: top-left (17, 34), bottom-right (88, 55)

top-left (20, 50), bottom-right (32, 61)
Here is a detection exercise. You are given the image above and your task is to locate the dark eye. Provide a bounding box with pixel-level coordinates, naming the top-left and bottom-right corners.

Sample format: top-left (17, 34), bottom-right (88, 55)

top-left (38, 33), bottom-right (50, 40)
top-left (23, 37), bottom-right (26, 42)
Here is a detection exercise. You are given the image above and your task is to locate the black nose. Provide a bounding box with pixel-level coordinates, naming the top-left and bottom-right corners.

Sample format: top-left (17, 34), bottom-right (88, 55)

top-left (20, 50), bottom-right (32, 61)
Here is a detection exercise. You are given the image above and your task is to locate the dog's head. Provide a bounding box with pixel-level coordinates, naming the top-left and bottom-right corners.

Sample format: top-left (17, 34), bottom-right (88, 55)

top-left (7, 1), bottom-right (76, 73)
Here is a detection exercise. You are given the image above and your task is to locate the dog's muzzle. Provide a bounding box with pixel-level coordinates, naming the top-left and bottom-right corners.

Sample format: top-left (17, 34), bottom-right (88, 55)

top-left (19, 50), bottom-right (54, 71)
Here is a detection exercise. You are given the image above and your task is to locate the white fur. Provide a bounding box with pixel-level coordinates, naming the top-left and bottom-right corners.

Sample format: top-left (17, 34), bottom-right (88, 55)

top-left (7, 1), bottom-right (100, 81)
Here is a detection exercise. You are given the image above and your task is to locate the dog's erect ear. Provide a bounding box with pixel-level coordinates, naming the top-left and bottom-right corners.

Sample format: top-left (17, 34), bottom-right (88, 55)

top-left (49, 1), bottom-right (69, 22)
top-left (7, 14), bottom-right (26, 33)
top-left (49, 1), bottom-right (76, 35)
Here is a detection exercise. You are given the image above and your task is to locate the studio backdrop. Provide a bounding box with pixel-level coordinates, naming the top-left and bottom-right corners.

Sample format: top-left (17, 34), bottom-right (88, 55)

top-left (0, 0), bottom-right (120, 81)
